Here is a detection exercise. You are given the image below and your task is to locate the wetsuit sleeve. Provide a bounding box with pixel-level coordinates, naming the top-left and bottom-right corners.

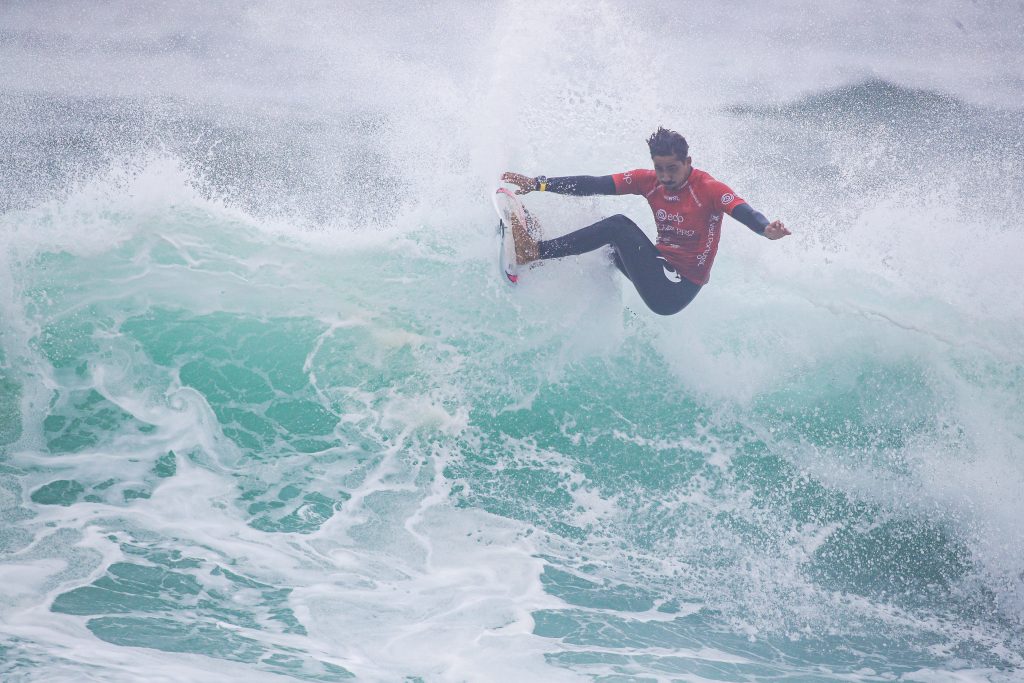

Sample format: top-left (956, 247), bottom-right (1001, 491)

top-left (731, 203), bottom-right (770, 235)
top-left (542, 175), bottom-right (616, 196)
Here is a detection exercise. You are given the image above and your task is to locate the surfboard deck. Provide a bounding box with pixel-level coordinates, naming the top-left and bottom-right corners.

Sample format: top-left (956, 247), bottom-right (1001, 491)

top-left (492, 187), bottom-right (541, 285)
top-left (492, 188), bottom-right (523, 284)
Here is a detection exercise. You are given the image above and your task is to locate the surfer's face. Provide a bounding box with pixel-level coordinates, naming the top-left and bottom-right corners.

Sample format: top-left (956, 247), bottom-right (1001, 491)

top-left (652, 154), bottom-right (691, 191)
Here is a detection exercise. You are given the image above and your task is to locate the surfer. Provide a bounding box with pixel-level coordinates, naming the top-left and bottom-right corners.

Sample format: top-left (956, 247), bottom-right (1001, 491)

top-left (502, 127), bottom-right (791, 315)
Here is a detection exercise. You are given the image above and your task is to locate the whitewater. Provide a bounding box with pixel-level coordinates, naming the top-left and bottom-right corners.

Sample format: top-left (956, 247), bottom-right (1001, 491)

top-left (2, 2), bottom-right (1023, 681)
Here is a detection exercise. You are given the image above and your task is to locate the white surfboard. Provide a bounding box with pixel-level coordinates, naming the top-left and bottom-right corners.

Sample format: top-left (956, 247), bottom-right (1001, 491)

top-left (492, 187), bottom-right (525, 284)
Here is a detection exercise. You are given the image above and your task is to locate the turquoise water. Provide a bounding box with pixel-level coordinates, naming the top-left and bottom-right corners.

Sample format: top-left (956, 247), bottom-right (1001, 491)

top-left (3, 2), bottom-right (1024, 681)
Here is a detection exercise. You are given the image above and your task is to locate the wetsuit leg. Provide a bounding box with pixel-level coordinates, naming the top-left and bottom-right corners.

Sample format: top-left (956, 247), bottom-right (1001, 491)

top-left (537, 214), bottom-right (702, 316)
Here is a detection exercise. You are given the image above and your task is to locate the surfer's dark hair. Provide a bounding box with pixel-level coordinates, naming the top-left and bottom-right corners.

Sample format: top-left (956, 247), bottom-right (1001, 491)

top-left (647, 127), bottom-right (689, 161)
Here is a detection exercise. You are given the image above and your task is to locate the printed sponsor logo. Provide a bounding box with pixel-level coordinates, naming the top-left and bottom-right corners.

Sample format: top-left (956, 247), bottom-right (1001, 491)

top-left (623, 172), bottom-right (633, 185)
top-left (656, 209), bottom-right (667, 221)
top-left (657, 257), bottom-right (682, 283)
top-left (664, 195), bottom-right (679, 202)
top-left (696, 214), bottom-right (721, 267)
top-left (720, 193), bottom-right (734, 205)
top-left (658, 228), bottom-right (696, 241)
top-left (656, 210), bottom-right (686, 224)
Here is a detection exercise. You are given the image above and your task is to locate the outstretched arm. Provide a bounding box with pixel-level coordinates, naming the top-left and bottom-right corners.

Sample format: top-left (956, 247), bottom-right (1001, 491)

top-left (501, 171), bottom-right (617, 196)
top-left (731, 203), bottom-right (791, 240)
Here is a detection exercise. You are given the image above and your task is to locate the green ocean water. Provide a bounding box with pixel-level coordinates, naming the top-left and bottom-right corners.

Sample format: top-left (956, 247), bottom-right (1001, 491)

top-left (1, 150), bottom-right (1022, 681)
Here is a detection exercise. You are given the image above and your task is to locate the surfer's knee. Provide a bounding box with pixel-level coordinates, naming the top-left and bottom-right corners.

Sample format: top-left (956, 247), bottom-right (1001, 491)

top-left (610, 214), bottom-right (644, 238)
top-left (609, 213), bottom-right (636, 227)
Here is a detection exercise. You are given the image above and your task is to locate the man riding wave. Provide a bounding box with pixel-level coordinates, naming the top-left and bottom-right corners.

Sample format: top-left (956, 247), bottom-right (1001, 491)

top-left (502, 127), bottom-right (791, 315)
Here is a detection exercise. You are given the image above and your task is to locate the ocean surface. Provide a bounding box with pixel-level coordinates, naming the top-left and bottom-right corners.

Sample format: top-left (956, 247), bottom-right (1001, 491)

top-left (2, 2), bottom-right (1024, 681)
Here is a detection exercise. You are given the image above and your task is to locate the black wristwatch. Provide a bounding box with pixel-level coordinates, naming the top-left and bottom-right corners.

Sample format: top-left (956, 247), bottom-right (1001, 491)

top-left (534, 175), bottom-right (548, 192)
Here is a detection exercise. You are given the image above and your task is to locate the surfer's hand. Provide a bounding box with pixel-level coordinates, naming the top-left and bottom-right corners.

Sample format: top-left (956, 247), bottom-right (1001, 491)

top-left (501, 171), bottom-right (536, 195)
top-left (764, 220), bottom-right (791, 240)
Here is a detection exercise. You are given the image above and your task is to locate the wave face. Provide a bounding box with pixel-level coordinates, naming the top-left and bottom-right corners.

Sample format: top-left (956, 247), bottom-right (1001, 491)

top-left (2, 2), bottom-right (1024, 681)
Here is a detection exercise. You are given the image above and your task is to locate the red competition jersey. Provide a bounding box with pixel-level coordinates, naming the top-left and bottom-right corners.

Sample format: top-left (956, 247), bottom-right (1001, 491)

top-left (612, 168), bottom-right (745, 285)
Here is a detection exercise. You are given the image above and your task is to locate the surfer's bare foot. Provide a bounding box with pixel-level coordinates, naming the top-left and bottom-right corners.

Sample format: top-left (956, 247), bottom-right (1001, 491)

top-left (509, 210), bottom-right (538, 264)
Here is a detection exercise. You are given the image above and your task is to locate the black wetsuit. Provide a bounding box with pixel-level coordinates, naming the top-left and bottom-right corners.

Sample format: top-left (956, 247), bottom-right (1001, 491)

top-left (535, 175), bottom-right (770, 316)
